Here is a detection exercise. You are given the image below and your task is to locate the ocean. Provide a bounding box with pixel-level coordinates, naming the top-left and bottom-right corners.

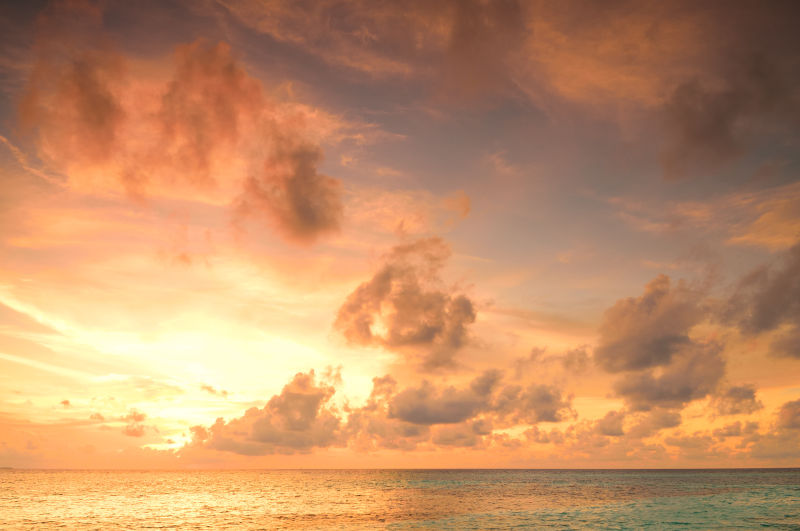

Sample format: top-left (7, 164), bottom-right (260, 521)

top-left (1, 469), bottom-right (798, 529)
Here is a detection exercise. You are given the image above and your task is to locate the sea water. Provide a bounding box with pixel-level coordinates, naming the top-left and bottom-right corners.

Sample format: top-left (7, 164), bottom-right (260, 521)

top-left (1, 469), bottom-right (798, 529)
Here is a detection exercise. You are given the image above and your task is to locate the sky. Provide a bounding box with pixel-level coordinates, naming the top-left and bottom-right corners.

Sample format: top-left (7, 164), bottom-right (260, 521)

top-left (0, 0), bottom-right (799, 469)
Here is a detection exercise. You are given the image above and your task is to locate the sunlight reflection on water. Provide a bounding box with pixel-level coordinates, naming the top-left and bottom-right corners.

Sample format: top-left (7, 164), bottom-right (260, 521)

top-left (1, 469), bottom-right (798, 529)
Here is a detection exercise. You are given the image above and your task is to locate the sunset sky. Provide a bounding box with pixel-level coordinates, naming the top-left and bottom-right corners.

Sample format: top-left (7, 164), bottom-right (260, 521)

top-left (1, 0), bottom-right (799, 468)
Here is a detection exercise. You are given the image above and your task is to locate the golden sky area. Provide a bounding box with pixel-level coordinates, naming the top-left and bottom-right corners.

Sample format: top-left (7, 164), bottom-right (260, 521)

top-left (1, 0), bottom-right (799, 469)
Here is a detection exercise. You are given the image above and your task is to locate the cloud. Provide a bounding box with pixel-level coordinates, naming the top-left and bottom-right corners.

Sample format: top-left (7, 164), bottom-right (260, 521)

top-left (191, 370), bottom-right (342, 455)
top-left (236, 139), bottom-right (342, 243)
top-left (200, 384), bottom-right (229, 398)
top-left (613, 343), bottom-right (725, 411)
top-left (19, 0), bottom-right (126, 174)
top-left (436, 0), bottom-right (525, 101)
top-left (626, 408), bottom-right (682, 439)
top-left (595, 410), bottom-right (625, 437)
top-left (710, 385), bottom-right (763, 416)
top-left (215, 0), bottom-right (526, 101)
top-left (748, 399), bottom-right (800, 460)
top-left (494, 383), bottom-right (574, 424)
top-left (122, 409), bottom-right (146, 437)
top-left (159, 40), bottom-right (344, 243)
top-left (659, 4), bottom-right (800, 179)
top-left (20, 3), bottom-right (344, 244)
top-left (724, 241), bottom-right (800, 358)
top-left (712, 421), bottom-right (758, 439)
top-left (609, 181), bottom-right (800, 252)
top-left (334, 237), bottom-right (476, 370)
top-left (345, 375), bottom-right (431, 451)
top-left (595, 275), bottom-right (705, 372)
top-left (387, 370), bottom-right (501, 425)
top-left (514, 346), bottom-right (590, 379)
top-left (777, 399), bottom-right (800, 430)
top-left (431, 419), bottom-right (492, 448)
top-left (345, 369), bottom-right (572, 451)
top-left (346, 188), bottom-right (472, 238)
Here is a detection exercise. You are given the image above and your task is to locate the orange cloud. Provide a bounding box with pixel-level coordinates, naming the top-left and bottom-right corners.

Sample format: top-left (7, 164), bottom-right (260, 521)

top-left (334, 237), bottom-right (476, 370)
top-left (20, 4), bottom-right (345, 244)
top-left (191, 371), bottom-right (343, 455)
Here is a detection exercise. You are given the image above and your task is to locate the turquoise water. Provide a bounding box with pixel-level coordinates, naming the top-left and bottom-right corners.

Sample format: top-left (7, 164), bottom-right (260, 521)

top-left (1, 469), bottom-right (798, 529)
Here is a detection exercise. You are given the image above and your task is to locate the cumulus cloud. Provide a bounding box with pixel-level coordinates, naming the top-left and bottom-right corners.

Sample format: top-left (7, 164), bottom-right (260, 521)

top-left (345, 369), bottom-right (572, 451)
top-left (191, 370), bottom-right (342, 455)
top-left (514, 346), bottom-right (590, 378)
top-left (614, 343), bottom-right (725, 411)
top-left (595, 410), bottom-right (625, 437)
top-left (494, 383), bottom-right (574, 424)
top-left (345, 375), bottom-right (431, 451)
top-left (594, 275), bottom-right (727, 419)
top-left (388, 370), bottom-right (501, 425)
top-left (595, 275), bottom-right (705, 372)
top-left (710, 385), bottom-right (763, 416)
top-left (431, 419), bottom-right (492, 448)
top-left (747, 399), bottom-right (800, 460)
top-left (712, 421), bottom-right (758, 439)
top-left (626, 408), bottom-right (682, 439)
top-left (334, 237), bottom-right (476, 370)
top-left (723, 242), bottom-right (800, 357)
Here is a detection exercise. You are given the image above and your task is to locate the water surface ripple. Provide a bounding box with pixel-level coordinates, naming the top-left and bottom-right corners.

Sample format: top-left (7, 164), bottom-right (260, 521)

top-left (1, 469), bottom-right (798, 529)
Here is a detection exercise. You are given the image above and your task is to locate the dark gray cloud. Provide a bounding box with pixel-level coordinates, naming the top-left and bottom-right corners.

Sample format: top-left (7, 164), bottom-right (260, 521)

top-left (561, 346), bottom-right (590, 373)
top-left (777, 399), bottom-right (800, 430)
top-left (595, 275), bottom-right (705, 372)
top-left (660, 3), bottom-right (800, 179)
top-left (710, 385), bottom-right (763, 416)
top-left (431, 419), bottom-right (492, 448)
top-left (345, 369), bottom-right (572, 451)
top-left (724, 242), bottom-right (800, 358)
top-left (494, 383), bottom-right (574, 424)
top-left (770, 327), bottom-right (800, 360)
top-left (334, 238), bottom-right (476, 370)
top-left (237, 139), bottom-right (343, 244)
top-left (386, 370), bottom-right (501, 426)
top-left (712, 421), bottom-right (758, 439)
top-left (192, 370), bottom-right (342, 455)
top-left (595, 410), bottom-right (625, 437)
top-left (388, 380), bottom-right (486, 425)
top-left (614, 343), bottom-right (725, 411)
top-left (626, 408), bottom-right (682, 439)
